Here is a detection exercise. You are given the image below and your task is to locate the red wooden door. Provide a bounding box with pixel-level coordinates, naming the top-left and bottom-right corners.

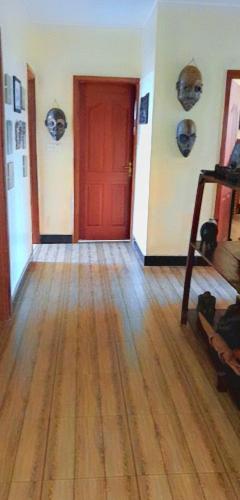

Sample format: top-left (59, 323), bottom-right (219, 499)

top-left (216, 79), bottom-right (240, 241)
top-left (27, 66), bottom-right (40, 244)
top-left (78, 82), bottom-right (135, 240)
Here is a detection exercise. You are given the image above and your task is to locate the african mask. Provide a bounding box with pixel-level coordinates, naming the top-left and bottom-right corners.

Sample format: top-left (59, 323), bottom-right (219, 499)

top-left (176, 119), bottom-right (196, 158)
top-left (176, 65), bottom-right (203, 111)
top-left (45, 108), bottom-right (67, 141)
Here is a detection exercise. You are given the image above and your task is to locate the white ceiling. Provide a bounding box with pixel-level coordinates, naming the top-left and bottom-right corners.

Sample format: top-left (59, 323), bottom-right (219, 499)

top-left (23, 0), bottom-right (240, 28)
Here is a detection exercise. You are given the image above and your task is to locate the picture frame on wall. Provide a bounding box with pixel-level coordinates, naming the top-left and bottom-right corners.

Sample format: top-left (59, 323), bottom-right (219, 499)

top-left (13, 76), bottom-right (22, 113)
top-left (4, 74), bottom-right (12, 105)
top-left (21, 122), bottom-right (26, 148)
top-left (15, 121), bottom-right (21, 149)
top-left (139, 93), bottom-right (150, 124)
top-left (22, 155), bottom-right (28, 177)
top-left (6, 162), bottom-right (14, 190)
top-left (5, 120), bottom-right (13, 155)
top-left (21, 86), bottom-right (26, 111)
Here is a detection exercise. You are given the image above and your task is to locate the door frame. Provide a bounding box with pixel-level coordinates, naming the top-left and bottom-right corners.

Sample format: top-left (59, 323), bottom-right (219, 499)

top-left (27, 64), bottom-right (40, 243)
top-left (0, 31), bottom-right (11, 320)
top-left (73, 75), bottom-right (139, 243)
top-left (215, 70), bottom-right (240, 238)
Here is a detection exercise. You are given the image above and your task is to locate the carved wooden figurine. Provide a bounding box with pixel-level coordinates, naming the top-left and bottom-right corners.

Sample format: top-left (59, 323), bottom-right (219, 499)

top-left (217, 296), bottom-right (240, 350)
top-left (197, 291), bottom-right (216, 325)
top-left (200, 219), bottom-right (218, 250)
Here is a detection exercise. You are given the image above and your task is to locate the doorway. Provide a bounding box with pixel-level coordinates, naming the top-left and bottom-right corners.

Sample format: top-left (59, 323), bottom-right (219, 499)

top-left (0, 32), bottom-right (11, 320)
top-left (27, 65), bottom-right (40, 244)
top-left (73, 76), bottom-right (139, 242)
top-left (215, 70), bottom-right (240, 241)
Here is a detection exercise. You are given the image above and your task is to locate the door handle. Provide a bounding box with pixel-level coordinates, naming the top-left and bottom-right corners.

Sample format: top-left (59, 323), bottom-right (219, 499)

top-left (124, 162), bottom-right (133, 177)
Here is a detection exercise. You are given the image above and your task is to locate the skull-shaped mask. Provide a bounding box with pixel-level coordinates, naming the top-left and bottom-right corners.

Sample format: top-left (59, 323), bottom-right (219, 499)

top-left (45, 108), bottom-right (67, 141)
top-left (176, 119), bottom-right (196, 157)
top-left (176, 65), bottom-right (203, 111)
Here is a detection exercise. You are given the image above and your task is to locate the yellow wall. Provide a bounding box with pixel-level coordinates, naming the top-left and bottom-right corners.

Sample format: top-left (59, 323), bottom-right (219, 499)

top-left (28, 25), bottom-right (141, 235)
top-left (147, 4), bottom-right (240, 255)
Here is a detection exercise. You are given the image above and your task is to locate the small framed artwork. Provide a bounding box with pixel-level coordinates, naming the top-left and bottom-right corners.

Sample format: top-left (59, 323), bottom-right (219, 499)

top-left (21, 86), bottom-right (26, 111)
top-left (139, 93), bottom-right (150, 124)
top-left (228, 140), bottom-right (240, 169)
top-left (13, 76), bottom-right (22, 113)
top-left (5, 120), bottom-right (13, 155)
top-left (4, 74), bottom-right (12, 105)
top-left (22, 155), bottom-right (28, 177)
top-left (21, 122), bottom-right (26, 148)
top-left (6, 162), bottom-right (14, 190)
top-left (15, 121), bottom-right (21, 149)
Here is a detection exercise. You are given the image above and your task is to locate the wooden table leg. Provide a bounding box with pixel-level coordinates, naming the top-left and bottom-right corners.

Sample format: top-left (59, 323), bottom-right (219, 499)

top-left (181, 176), bottom-right (205, 324)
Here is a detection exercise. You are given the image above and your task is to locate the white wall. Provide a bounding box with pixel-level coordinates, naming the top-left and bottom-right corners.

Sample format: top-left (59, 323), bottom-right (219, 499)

top-left (28, 25), bottom-right (141, 235)
top-left (133, 6), bottom-right (157, 254)
top-left (146, 3), bottom-right (240, 256)
top-left (0, 6), bottom-right (32, 296)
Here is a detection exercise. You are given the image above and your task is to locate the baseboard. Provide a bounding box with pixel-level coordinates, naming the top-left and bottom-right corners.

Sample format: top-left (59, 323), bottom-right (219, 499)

top-left (133, 239), bottom-right (208, 266)
top-left (40, 234), bottom-right (72, 244)
top-left (12, 252), bottom-right (33, 306)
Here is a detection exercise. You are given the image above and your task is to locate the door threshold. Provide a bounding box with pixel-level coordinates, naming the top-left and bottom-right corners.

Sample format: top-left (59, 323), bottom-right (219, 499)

top-left (78, 239), bottom-right (131, 243)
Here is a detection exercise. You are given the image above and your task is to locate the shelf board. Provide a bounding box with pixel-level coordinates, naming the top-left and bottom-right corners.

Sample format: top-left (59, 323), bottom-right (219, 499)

top-left (201, 171), bottom-right (240, 190)
top-left (192, 241), bottom-right (240, 293)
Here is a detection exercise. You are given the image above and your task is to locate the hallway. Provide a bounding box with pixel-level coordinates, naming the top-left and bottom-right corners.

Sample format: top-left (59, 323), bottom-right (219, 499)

top-left (0, 243), bottom-right (240, 499)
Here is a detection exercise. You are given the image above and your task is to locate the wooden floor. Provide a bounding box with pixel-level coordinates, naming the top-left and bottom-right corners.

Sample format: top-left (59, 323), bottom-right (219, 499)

top-left (0, 242), bottom-right (240, 499)
top-left (231, 215), bottom-right (240, 241)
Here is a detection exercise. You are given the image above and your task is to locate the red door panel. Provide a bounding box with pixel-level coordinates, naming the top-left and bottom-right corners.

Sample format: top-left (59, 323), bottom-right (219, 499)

top-left (78, 82), bottom-right (135, 240)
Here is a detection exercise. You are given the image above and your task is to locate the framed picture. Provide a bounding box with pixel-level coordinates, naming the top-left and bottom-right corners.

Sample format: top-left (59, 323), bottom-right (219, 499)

top-left (4, 74), bottom-right (12, 105)
top-left (139, 93), bottom-right (150, 124)
top-left (6, 162), bottom-right (14, 190)
top-left (21, 122), bottom-right (26, 148)
top-left (5, 120), bottom-right (13, 155)
top-left (21, 86), bottom-right (26, 111)
top-left (228, 139), bottom-right (240, 169)
top-left (15, 121), bottom-right (21, 149)
top-left (22, 155), bottom-right (28, 177)
top-left (13, 76), bottom-right (22, 113)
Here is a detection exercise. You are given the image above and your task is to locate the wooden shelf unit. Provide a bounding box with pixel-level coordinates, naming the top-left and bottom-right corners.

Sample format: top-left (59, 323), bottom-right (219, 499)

top-left (192, 241), bottom-right (240, 293)
top-left (181, 171), bottom-right (240, 406)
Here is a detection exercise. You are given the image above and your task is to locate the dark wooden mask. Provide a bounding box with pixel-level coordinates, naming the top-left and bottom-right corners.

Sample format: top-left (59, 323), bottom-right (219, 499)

top-left (176, 65), bottom-right (203, 111)
top-left (176, 119), bottom-right (196, 157)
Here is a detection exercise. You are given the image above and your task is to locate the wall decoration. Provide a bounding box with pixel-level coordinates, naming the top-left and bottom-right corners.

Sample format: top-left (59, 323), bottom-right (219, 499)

top-left (21, 86), bottom-right (26, 111)
top-left (22, 155), bottom-right (28, 177)
top-left (176, 65), bottom-right (203, 111)
top-left (15, 121), bottom-right (26, 149)
top-left (5, 120), bottom-right (13, 155)
top-left (15, 121), bottom-right (21, 149)
top-left (228, 140), bottom-right (240, 170)
top-left (21, 122), bottom-right (26, 148)
top-left (13, 76), bottom-right (22, 113)
top-left (6, 162), bottom-right (14, 190)
top-left (4, 74), bottom-right (12, 105)
top-left (176, 119), bottom-right (196, 157)
top-left (139, 93), bottom-right (149, 124)
top-left (45, 108), bottom-right (67, 141)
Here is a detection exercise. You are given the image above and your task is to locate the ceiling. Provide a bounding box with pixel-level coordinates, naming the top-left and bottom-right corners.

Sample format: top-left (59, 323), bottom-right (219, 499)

top-left (23, 0), bottom-right (240, 28)
top-left (23, 0), bottom-right (156, 28)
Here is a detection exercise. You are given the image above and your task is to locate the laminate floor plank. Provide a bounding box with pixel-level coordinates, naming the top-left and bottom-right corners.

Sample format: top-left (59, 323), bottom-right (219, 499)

top-left (0, 242), bottom-right (239, 500)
